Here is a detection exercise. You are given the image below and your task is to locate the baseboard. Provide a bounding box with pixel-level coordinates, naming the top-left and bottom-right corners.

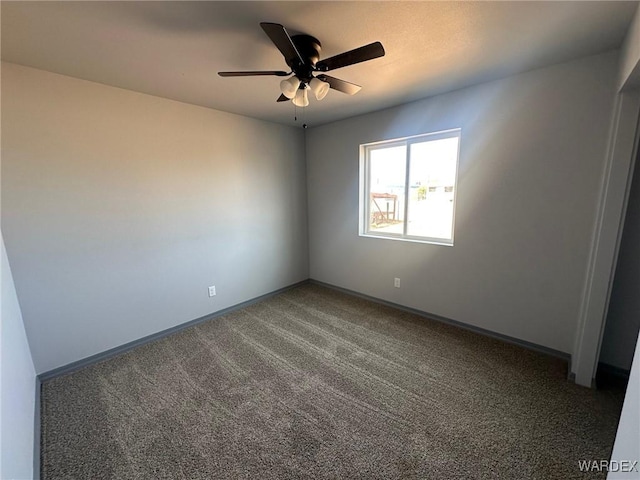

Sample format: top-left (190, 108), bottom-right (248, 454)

top-left (597, 361), bottom-right (631, 378)
top-left (596, 362), bottom-right (631, 389)
top-left (38, 279), bottom-right (309, 383)
top-left (36, 277), bottom-right (574, 382)
top-left (309, 279), bottom-right (571, 362)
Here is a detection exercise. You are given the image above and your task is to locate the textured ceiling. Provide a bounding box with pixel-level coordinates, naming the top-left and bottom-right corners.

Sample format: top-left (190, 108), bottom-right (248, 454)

top-left (2, 1), bottom-right (638, 127)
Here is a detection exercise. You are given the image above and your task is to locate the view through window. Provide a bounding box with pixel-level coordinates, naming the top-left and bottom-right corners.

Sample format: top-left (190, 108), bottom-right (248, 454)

top-left (360, 129), bottom-right (461, 244)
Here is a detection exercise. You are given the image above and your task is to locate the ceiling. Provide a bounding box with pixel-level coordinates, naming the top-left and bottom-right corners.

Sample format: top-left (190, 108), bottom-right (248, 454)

top-left (2, 1), bottom-right (638, 127)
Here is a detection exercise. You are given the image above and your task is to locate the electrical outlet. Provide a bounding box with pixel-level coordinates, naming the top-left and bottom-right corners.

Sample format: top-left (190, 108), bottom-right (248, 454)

top-left (394, 278), bottom-right (401, 288)
top-left (208, 285), bottom-right (216, 297)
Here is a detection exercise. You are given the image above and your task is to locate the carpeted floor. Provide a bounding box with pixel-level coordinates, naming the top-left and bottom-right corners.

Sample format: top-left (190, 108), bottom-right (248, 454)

top-left (41, 284), bottom-right (625, 479)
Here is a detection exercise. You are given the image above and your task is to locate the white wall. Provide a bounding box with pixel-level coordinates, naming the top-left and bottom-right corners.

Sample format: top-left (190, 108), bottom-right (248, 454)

top-left (1, 232), bottom-right (36, 480)
top-left (608, 332), bottom-right (640, 479)
top-left (1, 62), bottom-right (308, 374)
top-left (306, 51), bottom-right (619, 355)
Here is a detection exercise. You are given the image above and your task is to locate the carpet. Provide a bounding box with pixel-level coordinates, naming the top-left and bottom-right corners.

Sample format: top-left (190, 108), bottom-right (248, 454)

top-left (41, 284), bottom-right (624, 479)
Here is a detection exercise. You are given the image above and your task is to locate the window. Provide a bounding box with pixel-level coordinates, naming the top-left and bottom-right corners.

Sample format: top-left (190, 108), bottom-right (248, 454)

top-left (359, 129), bottom-right (461, 245)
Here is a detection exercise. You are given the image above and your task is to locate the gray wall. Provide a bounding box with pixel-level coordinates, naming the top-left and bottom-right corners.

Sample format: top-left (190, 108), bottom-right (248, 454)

top-left (601, 146), bottom-right (640, 370)
top-left (619, 3), bottom-right (640, 90)
top-left (1, 232), bottom-right (36, 479)
top-left (306, 52), bottom-right (619, 355)
top-left (1, 62), bottom-right (308, 374)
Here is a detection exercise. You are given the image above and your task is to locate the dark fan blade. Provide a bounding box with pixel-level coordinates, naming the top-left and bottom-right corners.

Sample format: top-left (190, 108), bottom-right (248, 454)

top-left (260, 22), bottom-right (305, 66)
top-left (317, 75), bottom-right (362, 95)
top-left (218, 71), bottom-right (289, 77)
top-left (316, 41), bottom-right (385, 72)
top-left (277, 94), bottom-right (289, 102)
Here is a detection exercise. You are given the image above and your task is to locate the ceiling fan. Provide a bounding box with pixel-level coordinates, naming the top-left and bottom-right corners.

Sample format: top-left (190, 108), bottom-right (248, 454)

top-left (218, 22), bottom-right (385, 107)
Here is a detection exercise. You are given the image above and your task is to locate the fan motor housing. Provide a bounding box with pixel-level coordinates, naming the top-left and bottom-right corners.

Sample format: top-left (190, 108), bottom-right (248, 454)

top-left (289, 34), bottom-right (322, 81)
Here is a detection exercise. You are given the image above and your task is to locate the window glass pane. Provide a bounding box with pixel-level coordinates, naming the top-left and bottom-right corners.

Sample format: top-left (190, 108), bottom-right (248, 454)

top-left (406, 137), bottom-right (459, 240)
top-left (368, 145), bottom-right (406, 234)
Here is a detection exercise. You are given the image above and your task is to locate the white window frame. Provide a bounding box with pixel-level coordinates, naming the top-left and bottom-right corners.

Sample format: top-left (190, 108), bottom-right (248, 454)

top-left (359, 128), bottom-right (461, 246)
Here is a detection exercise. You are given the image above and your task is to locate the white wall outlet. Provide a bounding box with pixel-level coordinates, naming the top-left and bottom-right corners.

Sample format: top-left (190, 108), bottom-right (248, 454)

top-left (394, 278), bottom-right (401, 288)
top-left (208, 285), bottom-right (216, 297)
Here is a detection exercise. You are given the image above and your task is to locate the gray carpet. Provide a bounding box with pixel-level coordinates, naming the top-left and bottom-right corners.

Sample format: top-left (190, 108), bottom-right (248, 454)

top-left (41, 284), bottom-right (624, 479)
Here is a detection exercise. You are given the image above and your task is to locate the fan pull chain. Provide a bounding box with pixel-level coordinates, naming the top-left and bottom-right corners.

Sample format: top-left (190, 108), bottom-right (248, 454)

top-left (293, 105), bottom-right (308, 129)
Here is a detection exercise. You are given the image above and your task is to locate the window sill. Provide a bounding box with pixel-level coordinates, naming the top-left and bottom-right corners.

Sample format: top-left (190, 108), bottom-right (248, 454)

top-left (359, 232), bottom-right (454, 247)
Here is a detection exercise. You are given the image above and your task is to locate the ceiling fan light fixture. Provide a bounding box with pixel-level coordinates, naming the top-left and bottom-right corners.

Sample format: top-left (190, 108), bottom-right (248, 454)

top-left (280, 76), bottom-right (301, 99)
top-left (292, 86), bottom-right (309, 107)
top-left (309, 77), bottom-right (330, 101)
top-left (219, 23), bottom-right (385, 109)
